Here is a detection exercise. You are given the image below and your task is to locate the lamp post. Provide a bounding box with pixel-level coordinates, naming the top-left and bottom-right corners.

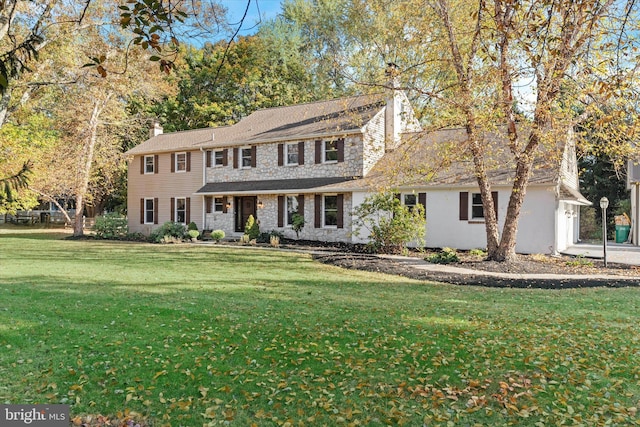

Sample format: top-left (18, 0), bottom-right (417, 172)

top-left (600, 197), bottom-right (609, 268)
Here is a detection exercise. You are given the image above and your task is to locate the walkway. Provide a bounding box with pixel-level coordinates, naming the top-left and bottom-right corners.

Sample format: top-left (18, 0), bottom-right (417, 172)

top-left (562, 242), bottom-right (640, 266)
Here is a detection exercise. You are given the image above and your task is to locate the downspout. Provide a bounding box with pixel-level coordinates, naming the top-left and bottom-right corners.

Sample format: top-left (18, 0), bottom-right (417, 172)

top-left (553, 184), bottom-right (560, 255)
top-left (200, 147), bottom-right (206, 230)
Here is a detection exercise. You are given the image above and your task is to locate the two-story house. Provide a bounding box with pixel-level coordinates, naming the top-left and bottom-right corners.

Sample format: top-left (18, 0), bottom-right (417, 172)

top-left (126, 91), bottom-right (590, 254)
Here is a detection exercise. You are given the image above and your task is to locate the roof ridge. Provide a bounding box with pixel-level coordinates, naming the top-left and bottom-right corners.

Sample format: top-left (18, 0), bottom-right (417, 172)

top-left (244, 93), bottom-right (385, 115)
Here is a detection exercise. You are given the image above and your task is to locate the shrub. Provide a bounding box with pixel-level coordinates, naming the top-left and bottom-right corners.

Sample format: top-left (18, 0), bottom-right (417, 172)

top-left (469, 248), bottom-right (487, 258)
top-left (187, 221), bottom-right (198, 231)
top-left (291, 213), bottom-right (306, 238)
top-left (94, 213), bottom-right (128, 239)
top-left (352, 192), bottom-right (426, 254)
top-left (210, 229), bottom-right (225, 242)
top-left (426, 247), bottom-right (460, 264)
top-left (257, 230), bottom-right (284, 244)
top-left (245, 215), bottom-right (260, 240)
top-left (150, 222), bottom-right (187, 243)
top-left (187, 229), bottom-right (200, 240)
top-left (239, 234), bottom-right (251, 244)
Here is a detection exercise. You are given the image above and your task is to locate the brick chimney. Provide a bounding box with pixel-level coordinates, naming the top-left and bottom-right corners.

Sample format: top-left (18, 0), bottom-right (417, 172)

top-left (150, 120), bottom-right (163, 138)
top-left (385, 63), bottom-right (402, 151)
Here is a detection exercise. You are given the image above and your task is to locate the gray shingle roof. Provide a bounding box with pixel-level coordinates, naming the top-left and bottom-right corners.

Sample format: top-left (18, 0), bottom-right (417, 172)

top-left (195, 177), bottom-right (358, 195)
top-left (320, 127), bottom-right (567, 192)
top-left (126, 94), bottom-right (385, 155)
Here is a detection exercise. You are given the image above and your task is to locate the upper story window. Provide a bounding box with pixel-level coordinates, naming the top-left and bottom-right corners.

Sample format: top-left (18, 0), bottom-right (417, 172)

top-left (324, 140), bottom-right (338, 163)
top-left (286, 143), bottom-right (299, 165)
top-left (175, 152), bottom-right (187, 172)
top-left (144, 155), bottom-right (155, 174)
top-left (214, 150), bottom-right (225, 167)
top-left (241, 147), bottom-right (252, 168)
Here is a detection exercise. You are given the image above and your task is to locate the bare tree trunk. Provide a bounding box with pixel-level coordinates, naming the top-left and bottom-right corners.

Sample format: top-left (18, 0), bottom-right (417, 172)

top-left (73, 93), bottom-right (112, 236)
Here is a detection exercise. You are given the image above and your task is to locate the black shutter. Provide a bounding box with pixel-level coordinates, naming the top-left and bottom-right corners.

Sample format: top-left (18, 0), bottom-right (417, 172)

top-left (206, 150), bottom-right (212, 168)
top-left (140, 198), bottom-right (144, 224)
top-left (153, 198), bottom-right (158, 224)
top-left (233, 148), bottom-right (238, 169)
top-left (186, 152), bottom-right (191, 172)
top-left (459, 192), bottom-right (469, 221)
top-left (205, 196), bottom-right (212, 214)
top-left (278, 144), bottom-right (284, 166)
top-left (222, 149), bottom-right (228, 166)
top-left (222, 196), bottom-right (228, 214)
top-left (492, 191), bottom-right (498, 220)
top-left (315, 140), bottom-right (322, 164)
top-left (337, 138), bottom-right (345, 163)
top-left (419, 192), bottom-right (427, 218)
top-left (314, 194), bottom-right (322, 228)
top-left (186, 197), bottom-right (191, 224)
top-left (140, 157), bottom-right (144, 174)
top-left (171, 153), bottom-right (175, 173)
top-left (251, 146), bottom-right (257, 168)
top-left (154, 155), bottom-right (158, 173)
top-left (298, 141), bottom-right (305, 165)
top-left (297, 195), bottom-right (304, 216)
top-left (170, 197), bottom-right (175, 222)
top-left (337, 194), bottom-right (344, 229)
top-left (278, 196), bottom-right (285, 227)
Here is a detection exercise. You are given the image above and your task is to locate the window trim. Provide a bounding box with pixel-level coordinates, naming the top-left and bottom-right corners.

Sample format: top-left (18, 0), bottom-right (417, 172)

top-left (285, 143), bottom-right (299, 166)
top-left (323, 194), bottom-right (338, 228)
top-left (471, 193), bottom-right (484, 219)
top-left (240, 146), bottom-right (252, 169)
top-left (175, 197), bottom-right (187, 224)
top-left (175, 152), bottom-right (187, 173)
top-left (144, 198), bottom-right (155, 224)
top-left (144, 155), bottom-right (155, 174)
top-left (214, 150), bottom-right (225, 167)
top-left (285, 195), bottom-right (299, 226)
top-left (214, 197), bottom-right (224, 213)
top-left (323, 140), bottom-right (338, 163)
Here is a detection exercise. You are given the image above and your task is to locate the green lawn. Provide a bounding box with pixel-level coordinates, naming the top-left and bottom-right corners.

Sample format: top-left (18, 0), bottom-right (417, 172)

top-left (0, 230), bottom-right (639, 426)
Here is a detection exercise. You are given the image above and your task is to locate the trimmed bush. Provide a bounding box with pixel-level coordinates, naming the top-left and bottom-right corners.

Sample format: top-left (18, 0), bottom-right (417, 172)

top-left (245, 215), bottom-right (260, 240)
top-left (149, 222), bottom-right (187, 243)
top-left (426, 247), bottom-right (460, 264)
top-left (210, 230), bottom-right (225, 242)
top-left (94, 213), bottom-right (128, 239)
top-left (187, 221), bottom-right (198, 231)
top-left (187, 229), bottom-right (200, 240)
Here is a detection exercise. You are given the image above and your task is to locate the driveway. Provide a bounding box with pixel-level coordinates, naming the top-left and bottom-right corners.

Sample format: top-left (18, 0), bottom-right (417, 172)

top-left (562, 242), bottom-right (640, 266)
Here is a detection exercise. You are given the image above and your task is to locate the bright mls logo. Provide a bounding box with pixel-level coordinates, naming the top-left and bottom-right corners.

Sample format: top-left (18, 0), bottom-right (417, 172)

top-left (0, 405), bottom-right (68, 426)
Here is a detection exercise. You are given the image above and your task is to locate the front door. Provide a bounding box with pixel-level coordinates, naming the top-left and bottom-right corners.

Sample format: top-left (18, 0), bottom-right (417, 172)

top-left (235, 196), bottom-right (257, 232)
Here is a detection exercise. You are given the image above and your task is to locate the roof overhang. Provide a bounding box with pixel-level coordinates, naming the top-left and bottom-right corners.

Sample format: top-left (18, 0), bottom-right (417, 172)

top-left (558, 183), bottom-right (592, 206)
top-left (195, 177), bottom-right (359, 196)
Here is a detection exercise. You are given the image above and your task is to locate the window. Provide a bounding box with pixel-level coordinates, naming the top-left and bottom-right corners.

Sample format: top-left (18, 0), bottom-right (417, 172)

top-left (324, 195), bottom-right (338, 226)
top-left (286, 143), bottom-right (299, 165)
top-left (175, 152), bottom-right (186, 172)
top-left (471, 193), bottom-right (484, 219)
top-left (324, 140), bottom-right (338, 163)
top-left (144, 198), bottom-right (155, 224)
top-left (175, 197), bottom-right (186, 223)
top-left (144, 155), bottom-right (155, 174)
top-left (241, 148), bottom-right (252, 168)
top-left (286, 196), bottom-right (299, 225)
top-left (403, 194), bottom-right (417, 211)
top-left (214, 197), bottom-right (224, 213)
top-left (214, 150), bottom-right (225, 167)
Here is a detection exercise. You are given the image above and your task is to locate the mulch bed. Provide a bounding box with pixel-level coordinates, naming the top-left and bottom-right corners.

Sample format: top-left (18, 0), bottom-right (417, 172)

top-left (301, 244), bottom-right (640, 289)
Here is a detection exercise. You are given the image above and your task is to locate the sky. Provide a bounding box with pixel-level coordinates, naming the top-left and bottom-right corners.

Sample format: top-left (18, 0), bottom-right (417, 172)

top-left (224, 0), bottom-right (284, 36)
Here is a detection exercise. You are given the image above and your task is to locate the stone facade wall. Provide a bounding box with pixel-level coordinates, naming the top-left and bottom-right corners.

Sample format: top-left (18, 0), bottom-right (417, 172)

top-left (204, 193), bottom-right (353, 243)
top-left (205, 135), bottom-right (364, 183)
